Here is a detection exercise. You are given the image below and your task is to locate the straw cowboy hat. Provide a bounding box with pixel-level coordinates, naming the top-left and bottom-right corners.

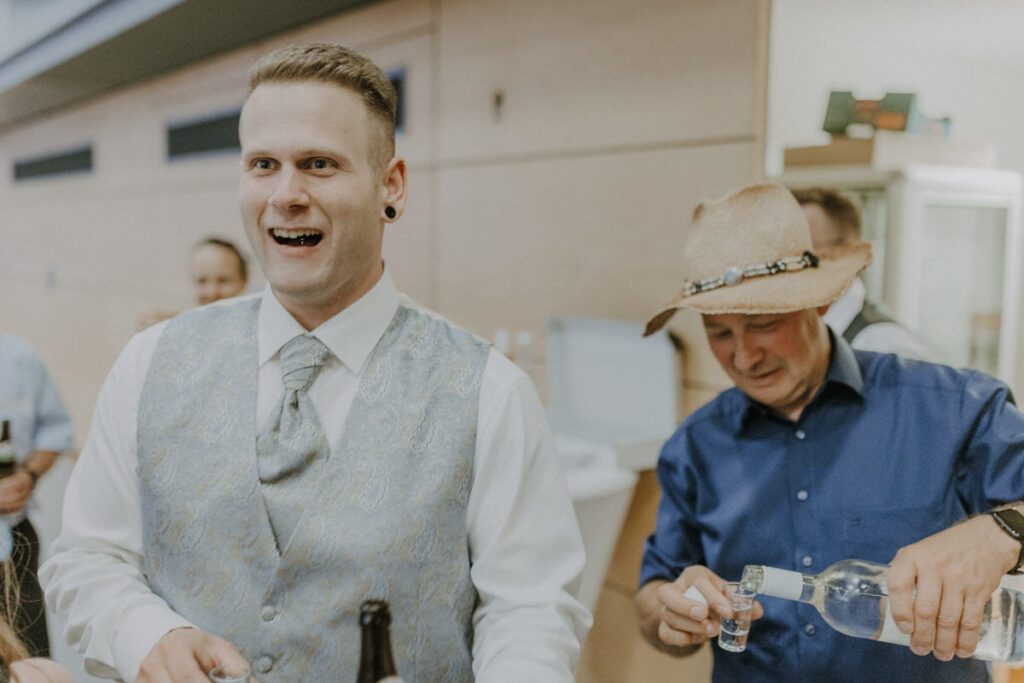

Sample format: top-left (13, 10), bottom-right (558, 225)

top-left (644, 182), bottom-right (871, 336)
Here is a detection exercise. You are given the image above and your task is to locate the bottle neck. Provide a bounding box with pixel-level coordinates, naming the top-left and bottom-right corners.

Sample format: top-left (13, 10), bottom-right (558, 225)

top-left (359, 623), bottom-right (398, 681)
top-left (747, 565), bottom-right (816, 603)
top-left (797, 574), bottom-right (816, 603)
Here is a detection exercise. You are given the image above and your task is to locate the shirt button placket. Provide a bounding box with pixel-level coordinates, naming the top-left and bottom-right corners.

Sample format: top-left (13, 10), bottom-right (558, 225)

top-left (792, 426), bottom-right (814, 574)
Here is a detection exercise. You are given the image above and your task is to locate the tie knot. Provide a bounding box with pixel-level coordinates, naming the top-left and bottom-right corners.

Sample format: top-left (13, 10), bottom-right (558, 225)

top-left (279, 334), bottom-right (330, 391)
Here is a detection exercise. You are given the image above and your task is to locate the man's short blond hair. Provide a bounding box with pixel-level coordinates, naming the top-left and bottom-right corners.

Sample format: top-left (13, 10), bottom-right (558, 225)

top-left (248, 43), bottom-right (397, 172)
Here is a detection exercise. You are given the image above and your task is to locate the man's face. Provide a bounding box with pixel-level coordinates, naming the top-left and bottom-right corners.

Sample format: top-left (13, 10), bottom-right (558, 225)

top-left (192, 244), bottom-right (247, 305)
top-left (703, 308), bottom-right (831, 419)
top-left (802, 203), bottom-right (846, 251)
top-left (238, 80), bottom-right (392, 322)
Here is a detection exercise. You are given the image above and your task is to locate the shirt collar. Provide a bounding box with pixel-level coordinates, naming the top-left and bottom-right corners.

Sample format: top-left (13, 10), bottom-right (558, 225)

top-left (258, 270), bottom-right (400, 373)
top-left (822, 278), bottom-right (865, 335)
top-left (735, 327), bottom-right (865, 431)
top-left (825, 327), bottom-right (864, 397)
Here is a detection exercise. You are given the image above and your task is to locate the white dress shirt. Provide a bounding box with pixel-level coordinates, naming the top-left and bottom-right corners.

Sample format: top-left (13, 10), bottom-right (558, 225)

top-left (41, 272), bottom-right (591, 682)
top-left (824, 278), bottom-right (936, 362)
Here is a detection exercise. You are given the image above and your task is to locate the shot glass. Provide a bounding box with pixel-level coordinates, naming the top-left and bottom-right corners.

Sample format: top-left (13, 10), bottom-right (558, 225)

top-left (208, 663), bottom-right (251, 683)
top-left (717, 581), bottom-right (755, 653)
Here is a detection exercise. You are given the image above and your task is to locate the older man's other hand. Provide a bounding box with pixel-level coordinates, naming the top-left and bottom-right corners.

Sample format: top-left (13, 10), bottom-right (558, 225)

top-left (636, 565), bottom-right (764, 654)
top-left (887, 513), bottom-right (1020, 662)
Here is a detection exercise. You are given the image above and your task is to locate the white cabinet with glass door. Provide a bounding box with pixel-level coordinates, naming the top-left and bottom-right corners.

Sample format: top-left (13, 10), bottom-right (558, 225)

top-left (780, 164), bottom-right (1023, 391)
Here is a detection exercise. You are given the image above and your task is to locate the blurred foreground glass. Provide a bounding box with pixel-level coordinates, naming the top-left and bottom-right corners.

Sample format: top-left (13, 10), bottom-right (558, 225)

top-left (208, 663), bottom-right (251, 683)
top-left (718, 581), bottom-right (755, 653)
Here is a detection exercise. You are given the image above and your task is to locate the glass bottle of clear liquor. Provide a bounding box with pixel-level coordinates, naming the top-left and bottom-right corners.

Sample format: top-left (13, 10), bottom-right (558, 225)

top-left (741, 558), bottom-right (1024, 661)
top-left (0, 420), bottom-right (16, 478)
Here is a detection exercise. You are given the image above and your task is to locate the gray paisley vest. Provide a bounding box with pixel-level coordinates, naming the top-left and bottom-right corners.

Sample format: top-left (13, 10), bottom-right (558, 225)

top-left (137, 297), bottom-right (487, 682)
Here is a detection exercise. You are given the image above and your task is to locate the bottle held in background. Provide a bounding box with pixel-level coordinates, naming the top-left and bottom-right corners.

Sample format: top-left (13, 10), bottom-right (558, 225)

top-left (358, 600), bottom-right (404, 683)
top-left (0, 420), bottom-right (16, 478)
top-left (741, 558), bottom-right (1024, 662)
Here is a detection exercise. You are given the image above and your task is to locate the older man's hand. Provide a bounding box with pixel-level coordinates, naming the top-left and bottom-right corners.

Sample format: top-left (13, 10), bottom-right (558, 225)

top-left (887, 513), bottom-right (1020, 661)
top-left (636, 565), bottom-right (764, 654)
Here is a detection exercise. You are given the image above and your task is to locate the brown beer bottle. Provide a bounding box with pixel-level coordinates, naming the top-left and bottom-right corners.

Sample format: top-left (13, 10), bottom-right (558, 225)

top-left (0, 421), bottom-right (16, 478)
top-left (357, 600), bottom-right (404, 683)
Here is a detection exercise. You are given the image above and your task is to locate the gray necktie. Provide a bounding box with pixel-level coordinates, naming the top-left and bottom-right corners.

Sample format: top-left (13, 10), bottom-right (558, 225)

top-left (257, 334), bottom-right (331, 484)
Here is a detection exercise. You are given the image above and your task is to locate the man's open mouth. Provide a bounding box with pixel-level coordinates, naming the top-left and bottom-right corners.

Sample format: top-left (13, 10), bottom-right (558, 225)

top-left (271, 228), bottom-right (323, 247)
top-left (748, 369), bottom-right (779, 381)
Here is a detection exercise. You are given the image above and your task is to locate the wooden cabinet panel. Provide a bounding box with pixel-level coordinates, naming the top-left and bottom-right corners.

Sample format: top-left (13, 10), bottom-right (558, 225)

top-left (438, 0), bottom-right (760, 161)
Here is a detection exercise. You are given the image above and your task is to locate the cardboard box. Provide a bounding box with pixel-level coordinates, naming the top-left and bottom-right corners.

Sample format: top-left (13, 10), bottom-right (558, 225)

top-left (784, 131), bottom-right (996, 170)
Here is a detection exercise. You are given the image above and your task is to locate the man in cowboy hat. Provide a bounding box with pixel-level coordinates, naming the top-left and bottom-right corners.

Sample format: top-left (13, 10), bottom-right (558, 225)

top-left (635, 182), bottom-right (1024, 682)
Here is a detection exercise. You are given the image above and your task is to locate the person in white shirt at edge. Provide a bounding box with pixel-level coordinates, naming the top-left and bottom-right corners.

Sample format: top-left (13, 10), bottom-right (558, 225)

top-left (792, 187), bottom-right (936, 361)
top-left (40, 43), bottom-right (590, 683)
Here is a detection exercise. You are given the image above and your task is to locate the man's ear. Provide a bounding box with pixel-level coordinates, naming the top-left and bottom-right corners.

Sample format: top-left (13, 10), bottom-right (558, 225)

top-left (380, 156), bottom-right (407, 221)
top-left (816, 303), bottom-right (831, 317)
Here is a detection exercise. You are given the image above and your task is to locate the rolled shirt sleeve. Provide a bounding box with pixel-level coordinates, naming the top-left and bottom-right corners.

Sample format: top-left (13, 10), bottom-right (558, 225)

top-left (467, 350), bottom-right (592, 682)
top-left (639, 431), bottom-right (704, 588)
top-left (954, 370), bottom-right (1024, 511)
top-left (29, 352), bottom-right (73, 453)
top-left (0, 334), bottom-right (73, 459)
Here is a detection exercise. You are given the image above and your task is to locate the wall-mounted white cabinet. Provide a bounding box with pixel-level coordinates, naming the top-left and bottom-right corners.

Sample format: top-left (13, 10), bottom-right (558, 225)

top-left (782, 164), bottom-right (1023, 390)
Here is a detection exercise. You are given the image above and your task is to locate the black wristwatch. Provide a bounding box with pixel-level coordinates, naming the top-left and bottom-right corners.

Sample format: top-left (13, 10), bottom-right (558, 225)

top-left (989, 508), bottom-right (1024, 575)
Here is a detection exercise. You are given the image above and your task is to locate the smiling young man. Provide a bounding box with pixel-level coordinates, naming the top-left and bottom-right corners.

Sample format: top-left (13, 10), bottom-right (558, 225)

top-left (635, 182), bottom-right (1024, 682)
top-left (41, 44), bottom-right (589, 683)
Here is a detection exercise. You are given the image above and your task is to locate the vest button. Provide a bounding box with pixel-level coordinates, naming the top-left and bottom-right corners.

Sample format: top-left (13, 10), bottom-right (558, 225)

top-left (254, 655), bottom-right (274, 674)
top-left (261, 605), bottom-right (278, 622)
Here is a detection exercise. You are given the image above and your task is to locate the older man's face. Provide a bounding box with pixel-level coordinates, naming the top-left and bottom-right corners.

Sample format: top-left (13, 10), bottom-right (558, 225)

top-left (703, 307), bottom-right (831, 421)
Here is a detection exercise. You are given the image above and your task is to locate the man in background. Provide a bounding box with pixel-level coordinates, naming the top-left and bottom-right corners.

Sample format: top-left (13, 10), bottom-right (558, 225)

top-left (793, 187), bottom-right (934, 360)
top-left (0, 333), bottom-right (73, 657)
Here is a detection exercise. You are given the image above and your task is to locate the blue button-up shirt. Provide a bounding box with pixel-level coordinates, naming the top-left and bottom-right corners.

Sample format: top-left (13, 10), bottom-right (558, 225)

top-left (641, 333), bottom-right (1024, 682)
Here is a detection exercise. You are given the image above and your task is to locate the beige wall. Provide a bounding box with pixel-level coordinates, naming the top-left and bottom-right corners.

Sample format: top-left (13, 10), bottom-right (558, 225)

top-left (0, 0), bottom-right (761, 440)
top-left (0, 0), bottom-right (766, 679)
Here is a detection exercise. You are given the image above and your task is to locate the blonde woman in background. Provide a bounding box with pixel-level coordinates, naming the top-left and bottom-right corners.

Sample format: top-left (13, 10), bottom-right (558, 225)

top-left (0, 527), bottom-right (71, 683)
top-left (137, 237), bottom-right (250, 329)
